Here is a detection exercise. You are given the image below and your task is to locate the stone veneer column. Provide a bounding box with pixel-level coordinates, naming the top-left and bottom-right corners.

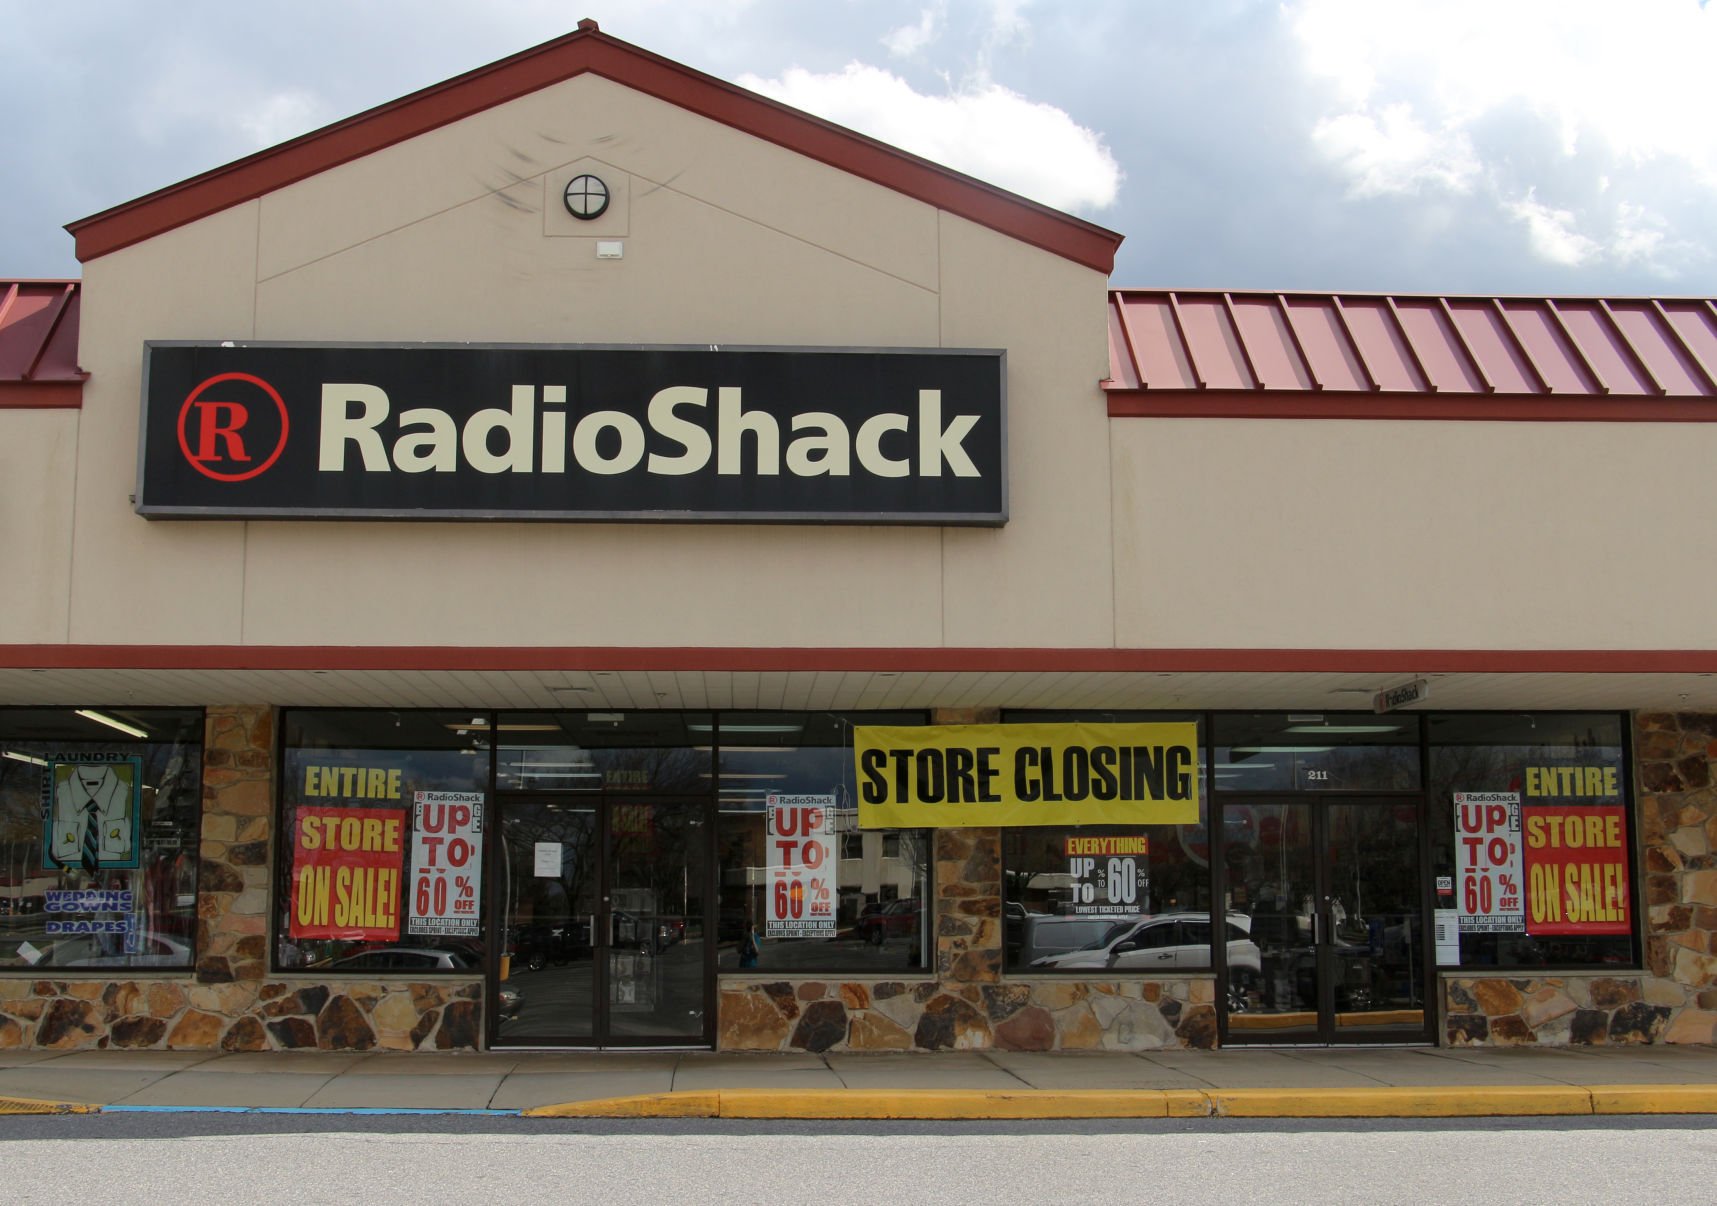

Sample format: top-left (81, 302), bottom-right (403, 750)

top-left (931, 707), bottom-right (1002, 985)
top-left (1635, 712), bottom-right (1717, 1042)
top-left (197, 705), bottom-right (275, 987)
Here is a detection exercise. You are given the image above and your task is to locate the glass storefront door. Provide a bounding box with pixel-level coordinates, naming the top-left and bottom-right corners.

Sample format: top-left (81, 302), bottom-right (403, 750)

top-left (492, 797), bottom-right (712, 1047)
top-left (1219, 797), bottom-right (1431, 1044)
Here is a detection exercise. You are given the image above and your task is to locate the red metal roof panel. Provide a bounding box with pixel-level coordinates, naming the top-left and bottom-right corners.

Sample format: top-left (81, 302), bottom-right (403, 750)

top-left (0, 280), bottom-right (84, 408)
top-left (1106, 289), bottom-right (1717, 420)
top-left (1228, 297), bottom-right (1312, 390)
top-left (1282, 298), bottom-right (1369, 391)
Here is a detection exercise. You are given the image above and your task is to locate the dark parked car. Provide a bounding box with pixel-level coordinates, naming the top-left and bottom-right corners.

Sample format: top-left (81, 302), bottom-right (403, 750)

top-left (853, 899), bottom-right (922, 945)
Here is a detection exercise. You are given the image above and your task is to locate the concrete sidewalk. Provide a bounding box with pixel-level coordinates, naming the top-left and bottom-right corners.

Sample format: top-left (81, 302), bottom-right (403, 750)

top-left (0, 1044), bottom-right (1713, 1118)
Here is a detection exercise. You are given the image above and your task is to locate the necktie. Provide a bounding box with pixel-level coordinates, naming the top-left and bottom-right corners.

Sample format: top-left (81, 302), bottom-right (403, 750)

top-left (82, 799), bottom-right (101, 874)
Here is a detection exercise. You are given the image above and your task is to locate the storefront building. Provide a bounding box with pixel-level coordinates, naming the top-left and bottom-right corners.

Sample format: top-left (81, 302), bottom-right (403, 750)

top-left (1, 22), bottom-right (1715, 1054)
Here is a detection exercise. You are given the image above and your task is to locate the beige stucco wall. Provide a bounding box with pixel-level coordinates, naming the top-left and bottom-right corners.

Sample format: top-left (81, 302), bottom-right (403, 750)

top-left (0, 408), bottom-right (79, 641)
top-left (48, 73), bottom-right (1114, 651)
top-left (38, 67), bottom-right (1711, 658)
top-left (1111, 418), bottom-right (1717, 650)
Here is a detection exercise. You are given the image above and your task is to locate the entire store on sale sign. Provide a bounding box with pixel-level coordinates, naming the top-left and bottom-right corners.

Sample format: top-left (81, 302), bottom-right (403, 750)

top-left (1454, 776), bottom-right (1631, 946)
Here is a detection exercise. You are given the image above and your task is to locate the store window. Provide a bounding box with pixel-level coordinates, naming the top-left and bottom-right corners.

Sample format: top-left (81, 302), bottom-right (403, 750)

top-left (715, 712), bottom-right (932, 974)
top-left (274, 710), bottom-right (490, 972)
top-left (1212, 713), bottom-right (1421, 792)
top-left (0, 708), bottom-right (203, 972)
top-left (1002, 823), bottom-right (1213, 972)
top-left (495, 712), bottom-right (711, 794)
top-left (1001, 711), bottom-right (1211, 973)
top-left (1428, 712), bottom-right (1635, 969)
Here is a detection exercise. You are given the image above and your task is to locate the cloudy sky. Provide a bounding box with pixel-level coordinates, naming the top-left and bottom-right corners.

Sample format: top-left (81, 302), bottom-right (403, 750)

top-left (5, 0), bottom-right (1715, 294)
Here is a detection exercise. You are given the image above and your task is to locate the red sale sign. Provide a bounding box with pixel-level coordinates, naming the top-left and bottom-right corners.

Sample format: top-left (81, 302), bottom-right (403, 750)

top-left (766, 793), bottom-right (835, 938)
top-left (289, 806), bottom-right (405, 940)
top-left (407, 792), bottom-right (484, 938)
top-left (1522, 804), bottom-right (1630, 936)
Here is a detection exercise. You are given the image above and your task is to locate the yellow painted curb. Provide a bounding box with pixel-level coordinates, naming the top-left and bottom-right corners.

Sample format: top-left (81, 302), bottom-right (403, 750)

top-left (522, 1083), bottom-right (1717, 1121)
top-left (716, 1089), bottom-right (1171, 1119)
top-left (1204, 1086), bottom-right (1594, 1118)
top-left (0, 1097), bottom-right (100, 1116)
top-left (525, 1091), bottom-right (720, 1118)
top-left (1590, 1084), bottom-right (1717, 1115)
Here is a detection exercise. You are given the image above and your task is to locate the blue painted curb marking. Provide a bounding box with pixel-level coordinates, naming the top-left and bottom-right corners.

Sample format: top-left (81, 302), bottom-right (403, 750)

top-left (103, 1105), bottom-right (523, 1116)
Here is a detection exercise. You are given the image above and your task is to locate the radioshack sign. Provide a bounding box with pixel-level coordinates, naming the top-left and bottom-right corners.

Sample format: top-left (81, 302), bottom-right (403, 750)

top-left (137, 343), bottom-right (1006, 523)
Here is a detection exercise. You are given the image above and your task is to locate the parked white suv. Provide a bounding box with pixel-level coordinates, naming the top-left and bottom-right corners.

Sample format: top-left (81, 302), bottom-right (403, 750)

top-left (1028, 912), bottom-right (1261, 978)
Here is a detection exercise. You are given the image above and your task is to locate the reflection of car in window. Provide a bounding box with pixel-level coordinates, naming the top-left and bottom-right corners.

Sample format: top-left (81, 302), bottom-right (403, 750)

top-left (1014, 914), bottom-right (1119, 967)
top-left (325, 947), bottom-right (475, 971)
top-left (56, 934), bottom-right (193, 967)
top-left (852, 899), bottom-right (921, 945)
top-left (1029, 913), bottom-right (1261, 981)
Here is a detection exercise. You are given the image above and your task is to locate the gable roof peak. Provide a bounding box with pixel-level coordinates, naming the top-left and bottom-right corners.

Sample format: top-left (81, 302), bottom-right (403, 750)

top-left (65, 24), bottom-right (1120, 272)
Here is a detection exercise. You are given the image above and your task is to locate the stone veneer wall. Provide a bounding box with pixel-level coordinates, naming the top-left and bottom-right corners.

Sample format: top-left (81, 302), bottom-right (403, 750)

top-left (0, 705), bottom-right (485, 1051)
top-left (717, 978), bottom-right (1216, 1052)
top-left (717, 707), bottom-right (1218, 1052)
top-left (1443, 711), bottom-right (1717, 1046)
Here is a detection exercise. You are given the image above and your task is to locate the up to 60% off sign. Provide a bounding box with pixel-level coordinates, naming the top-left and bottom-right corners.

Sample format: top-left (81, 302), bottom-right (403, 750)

top-left (766, 793), bottom-right (835, 937)
top-left (1454, 791), bottom-right (1524, 932)
top-left (408, 792), bottom-right (484, 938)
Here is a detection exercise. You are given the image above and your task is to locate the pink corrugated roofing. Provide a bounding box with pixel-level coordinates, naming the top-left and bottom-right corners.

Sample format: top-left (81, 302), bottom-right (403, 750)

top-left (1106, 290), bottom-right (1717, 419)
top-left (0, 280), bottom-right (85, 406)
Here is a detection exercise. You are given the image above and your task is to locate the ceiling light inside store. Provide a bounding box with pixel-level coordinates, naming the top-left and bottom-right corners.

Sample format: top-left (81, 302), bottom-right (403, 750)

top-left (693, 746), bottom-right (793, 754)
top-left (1283, 725), bottom-right (1401, 735)
top-left (75, 710), bottom-right (149, 738)
top-left (1225, 746), bottom-right (1334, 755)
top-left (443, 722), bottom-right (560, 733)
top-left (2, 750), bottom-right (49, 766)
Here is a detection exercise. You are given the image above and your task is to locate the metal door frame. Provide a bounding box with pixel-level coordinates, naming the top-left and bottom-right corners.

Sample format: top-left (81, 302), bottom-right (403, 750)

top-left (1215, 794), bottom-right (1435, 1046)
top-left (486, 794), bottom-right (717, 1049)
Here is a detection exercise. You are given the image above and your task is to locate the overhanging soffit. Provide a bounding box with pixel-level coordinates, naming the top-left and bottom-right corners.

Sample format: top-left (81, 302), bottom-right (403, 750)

top-left (2, 647), bottom-right (1715, 713)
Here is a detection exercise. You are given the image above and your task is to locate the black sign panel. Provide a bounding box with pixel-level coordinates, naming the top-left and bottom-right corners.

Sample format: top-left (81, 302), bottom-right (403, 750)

top-left (137, 343), bottom-right (1007, 523)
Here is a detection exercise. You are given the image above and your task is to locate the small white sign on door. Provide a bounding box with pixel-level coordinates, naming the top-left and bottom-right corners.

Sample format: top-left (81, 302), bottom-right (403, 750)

top-left (533, 841), bottom-right (562, 877)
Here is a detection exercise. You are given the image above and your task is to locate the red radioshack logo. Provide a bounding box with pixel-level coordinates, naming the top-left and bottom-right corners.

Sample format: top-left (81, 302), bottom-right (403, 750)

top-left (175, 373), bottom-right (290, 482)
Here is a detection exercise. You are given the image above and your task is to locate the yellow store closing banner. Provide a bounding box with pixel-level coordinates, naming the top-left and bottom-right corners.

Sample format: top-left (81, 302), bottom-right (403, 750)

top-left (854, 722), bottom-right (1200, 828)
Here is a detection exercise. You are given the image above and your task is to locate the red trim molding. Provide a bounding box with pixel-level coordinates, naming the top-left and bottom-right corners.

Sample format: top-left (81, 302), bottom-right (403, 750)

top-left (0, 383), bottom-right (83, 409)
top-left (1106, 389), bottom-right (1717, 422)
top-left (66, 27), bottom-right (1121, 273)
top-left (5, 645), bottom-right (1717, 675)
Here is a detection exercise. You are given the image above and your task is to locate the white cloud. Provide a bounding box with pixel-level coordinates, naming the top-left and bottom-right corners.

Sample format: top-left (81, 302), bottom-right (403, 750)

top-left (1506, 192), bottom-right (1599, 267)
top-left (737, 62), bottom-right (1121, 213)
top-left (1290, 0), bottom-right (1717, 276)
top-left (1312, 104), bottom-right (1479, 198)
top-left (884, 6), bottom-right (943, 58)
